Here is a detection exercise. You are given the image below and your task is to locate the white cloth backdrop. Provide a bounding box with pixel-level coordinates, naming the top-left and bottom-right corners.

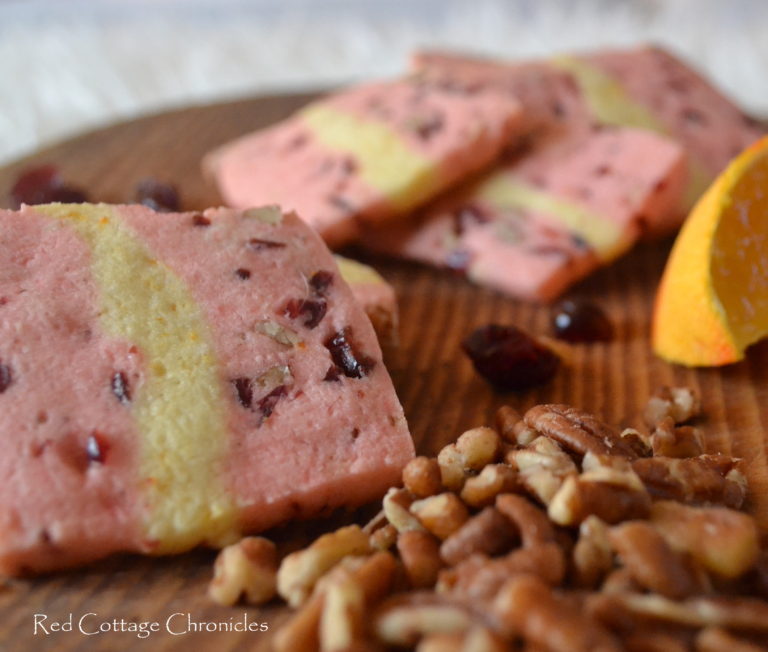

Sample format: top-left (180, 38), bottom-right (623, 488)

top-left (1, 0), bottom-right (766, 165)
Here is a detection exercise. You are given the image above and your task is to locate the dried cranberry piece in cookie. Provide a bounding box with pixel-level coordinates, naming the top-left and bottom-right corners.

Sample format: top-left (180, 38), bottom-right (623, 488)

top-left (309, 270), bottom-right (334, 297)
top-left (284, 298), bottom-right (327, 329)
top-left (232, 377), bottom-right (254, 408)
top-left (86, 432), bottom-right (110, 465)
top-left (0, 362), bottom-right (12, 394)
top-left (257, 386), bottom-right (288, 421)
top-left (325, 328), bottom-right (375, 379)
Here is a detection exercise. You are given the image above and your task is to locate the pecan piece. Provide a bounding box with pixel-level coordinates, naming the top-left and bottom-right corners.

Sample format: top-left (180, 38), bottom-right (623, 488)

top-left (650, 500), bottom-right (760, 579)
top-left (495, 405), bottom-right (527, 443)
top-left (208, 537), bottom-right (277, 606)
top-left (493, 575), bottom-right (621, 651)
top-left (274, 552), bottom-right (396, 652)
top-left (495, 493), bottom-right (556, 547)
top-left (620, 427), bottom-right (652, 458)
top-left (632, 454), bottom-right (746, 508)
top-left (440, 507), bottom-right (517, 566)
top-left (403, 456), bottom-right (443, 498)
top-left (548, 455), bottom-right (650, 526)
top-left (496, 405), bottom-right (541, 446)
top-left (369, 523), bottom-right (397, 552)
top-left (524, 404), bottom-right (638, 460)
top-left (455, 426), bottom-right (502, 470)
top-left (397, 530), bottom-right (443, 589)
top-left (460, 464), bottom-right (520, 508)
top-left (440, 543), bottom-right (566, 600)
top-left (374, 593), bottom-right (476, 647)
top-left (437, 444), bottom-right (468, 491)
top-left (644, 386), bottom-right (701, 427)
top-left (608, 521), bottom-right (709, 599)
top-left (625, 631), bottom-right (692, 652)
top-left (383, 487), bottom-right (425, 534)
top-left (601, 568), bottom-right (643, 595)
top-left (320, 573), bottom-right (365, 651)
top-left (418, 627), bottom-right (508, 652)
top-left (277, 524), bottom-right (371, 607)
top-left (507, 436), bottom-right (577, 505)
top-left (410, 493), bottom-right (470, 540)
top-left (589, 592), bottom-right (768, 632)
top-left (650, 417), bottom-right (705, 458)
top-left (696, 627), bottom-right (768, 652)
top-left (572, 515), bottom-right (613, 589)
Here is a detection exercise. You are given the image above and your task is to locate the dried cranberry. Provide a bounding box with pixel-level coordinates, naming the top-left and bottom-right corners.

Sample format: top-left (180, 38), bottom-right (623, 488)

top-left (111, 371), bottom-right (131, 404)
top-left (323, 365), bottom-right (342, 382)
top-left (135, 178), bottom-right (180, 212)
top-left (257, 385), bottom-right (287, 420)
top-left (286, 133), bottom-right (308, 151)
top-left (232, 377), bottom-right (253, 408)
top-left (453, 203), bottom-right (491, 236)
top-left (10, 165), bottom-right (88, 208)
top-left (411, 113), bottom-right (444, 140)
top-left (192, 214), bottom-right (211, 227)
top-left (570, 234), bottom-right (588, 250)
top-left (552, 300), bottom-right (613, 343)
top-left (247, 238), bottom-right (286, 250)
top-left (86, 432), bottom-right (109, 464)
top-left (309, 270), bottom-right (334, 296)
top-left (462, 324), bottom-right (560, 391)
top-left (284, 298), bottom-right (327, 329)
top-left (682, 108), bottom-right (707, 125)
top-left (527, 245), bottom-right (569, 260)
top-left (339, 157), bottom-right (357, 175)
top-left (235, 268), bottom-right (251, 280)
top-left (0, 362), bottom-right (12, 393)
top-left (325, 328), bottom-right (375, 379)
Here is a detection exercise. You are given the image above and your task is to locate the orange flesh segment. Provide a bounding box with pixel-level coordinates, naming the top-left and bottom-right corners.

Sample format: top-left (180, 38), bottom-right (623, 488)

top-left (712, 148), bottom-right (768, 351)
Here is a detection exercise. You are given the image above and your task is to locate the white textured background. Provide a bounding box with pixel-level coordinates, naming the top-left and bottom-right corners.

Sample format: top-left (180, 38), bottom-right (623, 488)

top-left (1, 0), bottom-right (767, 165)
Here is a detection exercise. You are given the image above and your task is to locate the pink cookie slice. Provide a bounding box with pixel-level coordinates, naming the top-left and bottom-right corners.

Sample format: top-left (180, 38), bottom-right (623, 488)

top-left (579, 45), bottom-right (764, 179)
top-left (0, 202), bottom-right (413, 575)
top-left (360, 127), bottom-right (687, 302)
top-left (203, 78), bottom-right (524, 247)
top-left (412, 45), bottom-right (764, 237)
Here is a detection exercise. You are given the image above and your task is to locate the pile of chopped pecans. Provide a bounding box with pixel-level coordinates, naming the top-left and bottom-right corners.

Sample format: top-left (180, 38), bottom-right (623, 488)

top-left (209, 387), bottom-right (768, 651)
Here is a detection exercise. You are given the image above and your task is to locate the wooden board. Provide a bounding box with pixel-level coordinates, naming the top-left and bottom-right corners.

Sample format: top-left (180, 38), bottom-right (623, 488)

top-left (0, 93), bottom-right (767, 651)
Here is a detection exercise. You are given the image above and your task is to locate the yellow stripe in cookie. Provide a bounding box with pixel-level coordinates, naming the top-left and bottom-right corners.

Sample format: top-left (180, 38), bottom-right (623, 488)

top-left (475, 173), bottom-right (630, 261)
top-left (301, 104), bottom-right (439, 212)
top-left (551, 56), bottom-right (664, 132)
top-left (38, 204), bottom-right (239, 553)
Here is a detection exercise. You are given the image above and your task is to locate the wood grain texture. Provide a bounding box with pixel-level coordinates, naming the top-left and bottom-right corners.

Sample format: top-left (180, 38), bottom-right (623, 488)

top-left (0, 93), bottom-right (767, 651)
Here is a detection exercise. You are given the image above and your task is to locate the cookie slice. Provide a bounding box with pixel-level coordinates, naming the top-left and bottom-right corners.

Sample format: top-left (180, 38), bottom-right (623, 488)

top-left (203, 78), bottom-right (523, 246)
top-left (361, 127), bottom-right (686, 302)
top-left (412, 46), bottom-right (763, 236)
top-left (0, 203), bottom-right (412, 574)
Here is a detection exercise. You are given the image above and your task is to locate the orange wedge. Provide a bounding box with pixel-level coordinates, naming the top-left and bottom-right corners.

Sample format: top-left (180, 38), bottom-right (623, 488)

top-left (653, 136), bottom-right (768, 366)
